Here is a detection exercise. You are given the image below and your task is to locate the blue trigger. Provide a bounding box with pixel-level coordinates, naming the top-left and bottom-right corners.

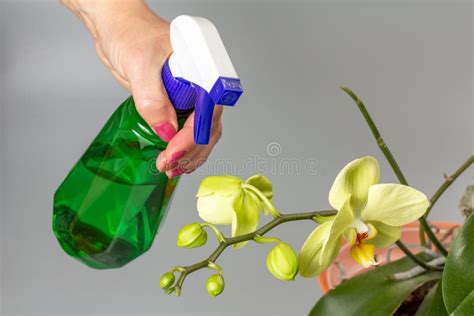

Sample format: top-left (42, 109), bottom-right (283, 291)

top-left (161, 60), bottom-right (243, 145)
top-left (193, 87), bottom-right (215, 145)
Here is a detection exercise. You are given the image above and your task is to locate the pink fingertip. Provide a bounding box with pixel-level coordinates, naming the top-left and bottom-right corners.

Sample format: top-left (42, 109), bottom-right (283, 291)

top-left (153, 122), bottom-right (177, 142)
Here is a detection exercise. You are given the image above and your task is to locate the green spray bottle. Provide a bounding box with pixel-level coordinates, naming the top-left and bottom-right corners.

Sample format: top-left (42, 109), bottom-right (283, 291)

top-left (53, 15), bottom-right (243, 269)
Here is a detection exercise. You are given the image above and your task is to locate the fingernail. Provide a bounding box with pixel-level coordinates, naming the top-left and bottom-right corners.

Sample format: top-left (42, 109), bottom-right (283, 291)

top-left (167, 168), bottom-right (185, 179)
top-left (153, 123), bottom-right (176, 142)
top-left (169, 150), bottom-right (187, 163)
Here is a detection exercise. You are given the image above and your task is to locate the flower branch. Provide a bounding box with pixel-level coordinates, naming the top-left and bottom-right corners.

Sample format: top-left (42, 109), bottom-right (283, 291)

top-left (419, 155), bottom-right (474, 244)
top-left (340, 87), bottom-right (448, 256)
top-left (163, 210), bottom-right (337, 296)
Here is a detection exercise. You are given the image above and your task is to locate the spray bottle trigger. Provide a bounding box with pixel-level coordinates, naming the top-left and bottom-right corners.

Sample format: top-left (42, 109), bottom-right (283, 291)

top-left (193, 87), bottom-right (215, 145)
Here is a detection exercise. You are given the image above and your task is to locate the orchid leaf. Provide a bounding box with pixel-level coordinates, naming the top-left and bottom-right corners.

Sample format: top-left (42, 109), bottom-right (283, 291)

top-left (309, 253), bottom-right (441, 316)
top-left (442, 215), bottom-right (474, 313)
top-left (451, 291), bottom-right (474, 316)
top-left (425, 279), bottom-right (448, 315)
top-left (415, 282), bottom-right (440, 316)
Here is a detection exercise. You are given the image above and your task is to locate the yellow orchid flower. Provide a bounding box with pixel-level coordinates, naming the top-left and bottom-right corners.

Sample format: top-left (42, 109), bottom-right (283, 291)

top-left (299, 156), bottom-right (430, 277)
top-left (196, 175), bottom-right (276, 248)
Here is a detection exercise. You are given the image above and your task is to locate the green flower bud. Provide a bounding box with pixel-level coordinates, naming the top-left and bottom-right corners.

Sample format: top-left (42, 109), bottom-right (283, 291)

top-left (177, 223), bottom-right (207, 248)
top-left (206, 274), bottom-right (225, 297)
top-left (160, 272), bottom-right (175, 289)
top-left (266, 242), bottom-right (299, 281)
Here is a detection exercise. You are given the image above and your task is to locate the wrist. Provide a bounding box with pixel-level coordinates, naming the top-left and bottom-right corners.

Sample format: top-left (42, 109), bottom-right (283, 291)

top-left (62, 0), bottom-right (151, 33)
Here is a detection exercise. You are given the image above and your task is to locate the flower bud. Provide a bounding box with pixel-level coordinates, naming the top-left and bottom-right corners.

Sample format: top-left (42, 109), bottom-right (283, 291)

top-left (206, 274), bottom-right (225, 297)
top-left (266, 243), bottom-right (298, 281)
top-left (160, 272), bottom-right (175, 289)
top-left (177, 223), bottom-right (207, 248)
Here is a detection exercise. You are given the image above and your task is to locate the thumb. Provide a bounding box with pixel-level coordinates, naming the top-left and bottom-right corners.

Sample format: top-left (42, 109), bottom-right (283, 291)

top-left (129, 68), bottom-right (178, 142)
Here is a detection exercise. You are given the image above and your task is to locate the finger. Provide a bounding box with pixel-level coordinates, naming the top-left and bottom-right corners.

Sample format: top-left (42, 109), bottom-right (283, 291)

top-left (156, 114), bottom-right (196, 172)
top-left (156, 106), bottom-right (223, 172)
top-left (165, 127), bottom-right (221, 178)
top-left (128, 65), bottom-right (178, 142)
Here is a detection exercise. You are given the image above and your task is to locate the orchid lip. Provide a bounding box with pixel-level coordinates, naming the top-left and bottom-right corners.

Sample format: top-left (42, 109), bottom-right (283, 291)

top-left (350, 217), bottom-right (369, 233)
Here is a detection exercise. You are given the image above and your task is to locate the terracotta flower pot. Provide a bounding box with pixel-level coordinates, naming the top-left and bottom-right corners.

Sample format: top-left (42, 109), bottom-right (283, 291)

top-left (319, 221), bottom-right (460, 293)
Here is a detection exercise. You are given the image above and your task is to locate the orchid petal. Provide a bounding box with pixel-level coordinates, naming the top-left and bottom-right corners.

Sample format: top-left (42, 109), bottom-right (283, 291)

top-left (329, 157), bottom-right (380, 211)
top-left (365, 221), bottom-right (401, 248)
top-left (361, 184), bottom-right (429, 226)
top-left (232, 192), bottom-right (260, 248)
top-left (197, 194), bottom-right (238, 225)
top-left (344, 228), bottom-right (357, 246)
top-left (365, 223), bottom-right (378, 240)
top-left (298, 222), bottom-right (341, 278)
top-left (320, 196), bottom-right (354, 264)
top-left (245, 175), bottom-right (273, 216)
top-left (350, 243), bottom-right (378, 268)
top-left (196, 175), bottom-right (243, 197)
top-left (245, 175), bottom-right (273, 200)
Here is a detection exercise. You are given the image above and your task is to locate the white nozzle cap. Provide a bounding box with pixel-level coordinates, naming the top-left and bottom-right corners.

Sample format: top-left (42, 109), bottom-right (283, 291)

top-left (169, 15), bottom-right (239, 92)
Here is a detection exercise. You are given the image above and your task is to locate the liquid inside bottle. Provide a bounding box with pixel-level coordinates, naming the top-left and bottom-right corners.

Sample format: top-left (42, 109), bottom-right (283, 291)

top-left (53, 97), bottom-right (187, 269)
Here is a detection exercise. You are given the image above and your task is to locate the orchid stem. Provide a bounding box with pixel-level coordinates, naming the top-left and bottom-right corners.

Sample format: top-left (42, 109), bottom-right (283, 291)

top-left (341, 87), bottom-right (448, 257)
top-left (340, 87), bottom-right (408, 185)
top-left (201, 223), bottom-right (226, 243)
top-left (170, 210), bottom-right (337, 295)
top-left (419, 155), bottom-right (474, 245)
top-left (395, 241), bottom-right (443, 271)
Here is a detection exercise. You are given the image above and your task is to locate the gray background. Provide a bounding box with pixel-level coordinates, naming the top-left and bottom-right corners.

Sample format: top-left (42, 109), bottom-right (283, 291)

top-left (0, 0), bottom-right (472, 315)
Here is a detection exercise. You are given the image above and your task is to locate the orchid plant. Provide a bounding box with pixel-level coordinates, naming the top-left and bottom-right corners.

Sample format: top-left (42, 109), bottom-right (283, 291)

top-left (160, 88), bottom-right (474, 315)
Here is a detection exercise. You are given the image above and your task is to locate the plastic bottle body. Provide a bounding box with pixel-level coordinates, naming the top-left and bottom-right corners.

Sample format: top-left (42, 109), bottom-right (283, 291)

top-left (53, 97), bottom-right (188, 269)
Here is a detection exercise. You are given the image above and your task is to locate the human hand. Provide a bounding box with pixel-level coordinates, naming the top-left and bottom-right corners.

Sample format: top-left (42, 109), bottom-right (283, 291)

top-left (62, 0), bottom-right (223, 178)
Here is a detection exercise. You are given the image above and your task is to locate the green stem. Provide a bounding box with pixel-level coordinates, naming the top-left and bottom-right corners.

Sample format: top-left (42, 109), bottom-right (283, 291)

top-left (340, 87), bottom-right (408, 185)
top-left (419, 155), bottom-right (474, 244)
top-left (201, 222), bottom-right (226, 243)
top-left (170, 210), bottom-right (442, 295)
top-left (426, 155), bottom-right (474, 217)
top-left (418, 216), bottom-right (447, 256)
top-left (207, 262), bottom-right (224, 275)
top-left (395, 241), bottom-right (443, 271)
top-left (172, 210), bottom-right (336, 295)
top-left (341, 87), bottom-right (447, 256)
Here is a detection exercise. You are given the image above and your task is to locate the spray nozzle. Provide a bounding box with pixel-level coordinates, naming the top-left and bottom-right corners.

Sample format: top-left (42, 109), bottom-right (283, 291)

top-left (161, 15), bottom-right (243, 144)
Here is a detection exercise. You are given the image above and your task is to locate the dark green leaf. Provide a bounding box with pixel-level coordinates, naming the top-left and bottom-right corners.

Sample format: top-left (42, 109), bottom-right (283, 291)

top-left (451, 291), bottom-right (474, 316)
top-left (309, 254), bottom-right (441, 316)
top-left (415, 282), bottom-right (439, 316)
top-left (416, 280), bottom-right (448, 316)
top-left (442, 215), bottom-right (474, 313)
top-left (426, 279), bottom-right (448, 316)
